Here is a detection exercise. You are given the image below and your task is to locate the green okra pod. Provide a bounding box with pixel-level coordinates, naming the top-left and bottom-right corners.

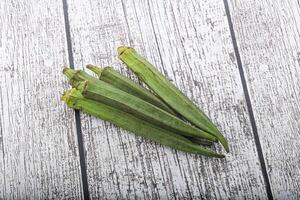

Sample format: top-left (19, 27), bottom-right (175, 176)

top-left (188, 137), bottom-right (214, 146)
top-left (117, 46), bottom-right (229, 152)
top-left (71, 79), bottom-right (217, 142)
top-left (61, 89), bottom-right (224, 158)
top-left (86, 64), bottom-right (176, 115)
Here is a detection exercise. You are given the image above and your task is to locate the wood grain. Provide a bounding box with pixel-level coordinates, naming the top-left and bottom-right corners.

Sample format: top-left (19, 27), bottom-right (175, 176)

top-left (228, 0), bottom-right (300, 199)
top-left (0, 0), bottom-right (83, 198)
top-left (67, 0), bottom-right (269, 199)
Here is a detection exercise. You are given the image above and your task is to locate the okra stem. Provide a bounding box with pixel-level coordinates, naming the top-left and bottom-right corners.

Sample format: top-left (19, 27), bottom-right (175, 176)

top-left (86, 64), bottom-right (103, 77)
top-left (62, 89), bottom-right (224, 158)
top-left (63, 68), bottom-right (98, 82)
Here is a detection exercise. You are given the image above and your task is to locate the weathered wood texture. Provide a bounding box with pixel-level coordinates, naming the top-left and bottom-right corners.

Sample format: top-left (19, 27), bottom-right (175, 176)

top-left (228, 0), bottom-right (300, 199)
top-left (0, 0), bottom-right (83, 199)
top-left (68, 0), bottom-right (268, 199)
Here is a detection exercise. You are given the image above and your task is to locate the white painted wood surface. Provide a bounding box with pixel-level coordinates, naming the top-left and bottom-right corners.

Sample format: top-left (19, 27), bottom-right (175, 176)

top-left (68, 0), bottom-right (267, 199)
top-left (1, 0), bottom-right (299, 198)
top-left (0, 0), bottom-right (83, 199)
top-left (228, 0), bottom-right (300, 199)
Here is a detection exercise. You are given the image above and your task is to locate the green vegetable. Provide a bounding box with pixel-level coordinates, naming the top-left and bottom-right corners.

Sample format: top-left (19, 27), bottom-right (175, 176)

top-left (117, 46), bottom-right (229, 152)
top-left (63, 68), bottom-right (98, 82)
top-left (61, 89), bottom-right (224, 158)
top-left (68, 77), bottom-right (217, 142)
top-left (86, 64), bottom-right (176, 115)
top-left (188, 137), bottom-right (214, 146)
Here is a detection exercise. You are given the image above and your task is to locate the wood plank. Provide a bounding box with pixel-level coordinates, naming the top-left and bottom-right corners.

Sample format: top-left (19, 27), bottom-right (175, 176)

top-left (228, 0), bottom-right (300, 199)
top-left (0, 0), bottom-right (83, 198)
top-left (68, 0), bottom-right (268, 198)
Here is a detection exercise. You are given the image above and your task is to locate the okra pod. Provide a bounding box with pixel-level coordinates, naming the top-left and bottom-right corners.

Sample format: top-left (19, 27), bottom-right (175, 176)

top-left (188, 137), bottom-right (214, 146)
top-left (61, 89), bottom-right (224, 158)
top-left (117, 46), bottom-right (229, 152)
top-left (70, 79), bottom-right (216, 142)
top-left (86, 64), bottom-right (176, 115)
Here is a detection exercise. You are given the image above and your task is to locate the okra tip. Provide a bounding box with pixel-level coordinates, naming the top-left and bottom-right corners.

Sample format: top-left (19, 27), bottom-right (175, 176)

top-left (218, 136), bottom-right (230, 153)
top-left (224, 143), bottom-right (230, 153)
top-left (216, 154), bottom-right (225, 159)
top-left (202, 151), bottom-right (225, 158)
top-left (117, 46), bottom-right (135, 56)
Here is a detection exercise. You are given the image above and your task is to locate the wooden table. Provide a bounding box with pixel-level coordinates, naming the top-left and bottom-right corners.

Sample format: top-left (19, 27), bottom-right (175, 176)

top-left (1, 0), bottom-right (299, 199)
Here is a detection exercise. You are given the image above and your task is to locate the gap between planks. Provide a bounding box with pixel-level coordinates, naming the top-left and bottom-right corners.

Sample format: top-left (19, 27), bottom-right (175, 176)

top-left (62, 0), bottom-right (90, 199)
top-left (223, 0), bottom-right (273, 199)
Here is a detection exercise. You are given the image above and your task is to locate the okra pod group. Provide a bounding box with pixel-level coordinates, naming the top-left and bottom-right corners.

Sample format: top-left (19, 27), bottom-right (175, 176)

top-left (61, 46), bottom-right (229, 158)
top-left (64, 68), bottom-right (216, 141)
